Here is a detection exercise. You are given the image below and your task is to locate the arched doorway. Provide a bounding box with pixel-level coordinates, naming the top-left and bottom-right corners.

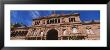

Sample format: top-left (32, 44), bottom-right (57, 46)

top-left (46, 29), bottom-right (58, 40)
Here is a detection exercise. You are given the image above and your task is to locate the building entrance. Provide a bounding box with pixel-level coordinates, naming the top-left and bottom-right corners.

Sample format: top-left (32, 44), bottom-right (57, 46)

top-left (46, 29), bottom-right (58, 40)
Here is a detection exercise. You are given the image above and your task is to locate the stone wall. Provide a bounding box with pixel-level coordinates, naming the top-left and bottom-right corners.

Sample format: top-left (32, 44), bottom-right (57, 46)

top-left (10, 13), bottom-right (100, 40)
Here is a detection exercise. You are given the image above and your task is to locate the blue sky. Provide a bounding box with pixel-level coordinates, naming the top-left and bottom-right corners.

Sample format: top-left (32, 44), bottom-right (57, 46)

top-left (11, 10), bottom-right (100, 26)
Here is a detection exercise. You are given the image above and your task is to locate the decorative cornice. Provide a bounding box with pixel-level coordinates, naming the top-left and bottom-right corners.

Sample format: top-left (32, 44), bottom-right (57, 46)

top-left (33, 13), bottom-right (80, 21)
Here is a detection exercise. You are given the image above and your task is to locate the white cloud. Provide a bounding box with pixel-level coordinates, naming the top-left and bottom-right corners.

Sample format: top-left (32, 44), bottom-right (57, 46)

top-left (31, 11), bottom-right (40, 19)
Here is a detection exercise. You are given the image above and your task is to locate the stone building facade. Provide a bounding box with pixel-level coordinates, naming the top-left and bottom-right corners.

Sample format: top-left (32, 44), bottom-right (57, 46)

top-left (11, 13), bottom-right (100, 40)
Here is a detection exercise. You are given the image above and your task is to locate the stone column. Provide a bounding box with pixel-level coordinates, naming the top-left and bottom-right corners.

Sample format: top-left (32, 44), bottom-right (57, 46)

top-left (60, 18), bottom-right (63, 23)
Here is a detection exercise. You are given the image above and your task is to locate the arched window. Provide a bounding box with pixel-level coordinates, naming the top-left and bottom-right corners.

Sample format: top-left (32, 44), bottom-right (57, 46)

top-left (86, 26), bottom-right (94, 34)
top-left (55, 19), bottom-right (57, 23)
top-left (71, 18), bottom-right (74, 22)
top-left (43, 20), bottom-right (45, 24)
top-left (51, 19), bottom-right (54, 24)
top-left (62, 18), bottom-right (65, 23)
top-left (63, 29), bottom-right (67, 36)
top-left (40, 31), bottom-right (44, 37)
top-left (72, 25), bottom-right (78, 33)
top-left (73, 18), bottom-right (75, 22)
top-left (35, 29), bottom-right (39, 36)
top-left (35, 22), bottom-right (37, 25)
top-left (47, 20), bottom-right (49, 24)
top-left (72, 28), bottom-right (78, 33)
top-left (49, 20), bottom-right (51, 24)
top-left (72, 27), bottom-right (78, 33)
top-left (28, 29), bottom-right (32, 36)
top-left (33, 30), bottom-right (37, 36)
top-left (36, 29), bottom-right (38, 36)
top-left (58, 19), bottom-right (60, 23)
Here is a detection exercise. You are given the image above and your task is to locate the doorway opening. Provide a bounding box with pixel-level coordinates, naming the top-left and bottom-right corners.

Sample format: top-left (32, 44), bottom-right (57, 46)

top-left (46, 29), bottom-right (58, 40)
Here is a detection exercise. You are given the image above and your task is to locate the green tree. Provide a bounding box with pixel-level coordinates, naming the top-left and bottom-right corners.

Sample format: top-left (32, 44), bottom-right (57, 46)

top-left (13, 23), bottom-right (22, 27)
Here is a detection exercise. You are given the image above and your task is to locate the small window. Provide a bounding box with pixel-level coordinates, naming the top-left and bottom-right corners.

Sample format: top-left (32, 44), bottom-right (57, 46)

top-left (62, 18), bottom-right (65, 22)
top-left (69, 18), bottom-right (71, 22)
top-left (35, 21), bottom-right (40, 25)
top-left (38, 21), bottom-right (40, 25)
top-left (51, 19), bottom-right (54, 24)
top-left (69, 18), bottom-right (75, 22)
top-left (62, 29), bottom-right (66, 31)
top-left (86, 26), bottom-right (91, 29)
top-left (86, 29), bottom-right (94, 34)
top-left (72, 27), bottom-right (78, 33)
top-left (50, 19), bottom-right (52, 24)
top-left (55, 19), bottom-right (57, 23)
top-left (73, 18), bottom-right (75, 22)
top-left (86, 26), bottom-right (94, 34)
top-left (47, 20), bottom-right (49, 24)
top-left (43, 20), bottom-right (45, 24)
top-left (71, 18), bottom-right (74, 22)
top-left (34, 22), bottom-right (37, 25)
top-left (58, 19), bottom-right (60, 23)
